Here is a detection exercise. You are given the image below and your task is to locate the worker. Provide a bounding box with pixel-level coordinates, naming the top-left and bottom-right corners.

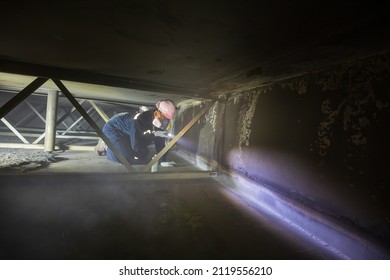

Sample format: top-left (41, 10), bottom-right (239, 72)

top-left (95, 100), bottom-right (176, 166)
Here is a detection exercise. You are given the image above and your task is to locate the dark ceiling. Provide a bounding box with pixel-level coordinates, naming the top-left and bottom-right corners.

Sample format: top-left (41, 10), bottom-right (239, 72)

top-left (0, 0), bottom-right (389, 104)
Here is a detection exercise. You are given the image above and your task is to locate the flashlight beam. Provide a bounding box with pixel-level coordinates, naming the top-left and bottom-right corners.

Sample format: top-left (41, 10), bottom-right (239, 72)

top-left (143, 101), bottom-right (215, 172)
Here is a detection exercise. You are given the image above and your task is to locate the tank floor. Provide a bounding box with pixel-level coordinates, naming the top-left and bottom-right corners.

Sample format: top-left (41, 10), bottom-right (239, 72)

top-left (31, 149), bottom-right (203, 173)
top-left (0, 172), bottom-right (338, 260)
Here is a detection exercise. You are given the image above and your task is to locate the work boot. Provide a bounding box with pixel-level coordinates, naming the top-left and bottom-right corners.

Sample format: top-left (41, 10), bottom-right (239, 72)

top-left (95, 138), bottom-right (107, 156)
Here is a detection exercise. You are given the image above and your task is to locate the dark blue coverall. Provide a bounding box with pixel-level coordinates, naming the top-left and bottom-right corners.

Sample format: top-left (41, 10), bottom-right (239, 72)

top-left (102, 110), bottom-right (167, 164)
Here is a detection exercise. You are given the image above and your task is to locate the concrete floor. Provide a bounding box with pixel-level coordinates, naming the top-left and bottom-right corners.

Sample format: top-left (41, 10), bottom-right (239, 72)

top-left (0, 150), bottom-right (339, 260)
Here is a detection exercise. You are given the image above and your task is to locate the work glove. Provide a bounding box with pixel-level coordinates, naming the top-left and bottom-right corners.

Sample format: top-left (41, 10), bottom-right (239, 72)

top-left (154, 130), bottom-right (169, 138)
top-left (160, 161), bottom-right (176, 167)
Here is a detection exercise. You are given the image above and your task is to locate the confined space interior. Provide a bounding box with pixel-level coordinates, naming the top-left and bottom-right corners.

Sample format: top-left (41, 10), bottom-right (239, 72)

top-left (0, 0), bottom-right (390, 260)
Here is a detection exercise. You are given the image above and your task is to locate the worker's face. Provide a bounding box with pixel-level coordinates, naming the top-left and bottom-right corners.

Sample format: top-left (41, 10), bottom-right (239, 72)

top-left (153, 110), bottom-right (168, 129)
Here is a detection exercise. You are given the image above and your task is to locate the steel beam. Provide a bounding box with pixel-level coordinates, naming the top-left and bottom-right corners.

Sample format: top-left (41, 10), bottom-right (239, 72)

top-left (0, 143), bottom-right (45, 149)
top-left (143, 101), bottom-right (216, 172)
top-left (74, 110), bottom-right (96, 131)
top-left (25, 101), bottom-right (46, 123)
top-left (56, 101), bottom-right (87, 128)
top-left (0, 118), bottom-right (30, 144)
top-left (0, 58), bottom-right (199, 96)
top-left (99, 171), bottom-right (218, 181)
top-left (0, 143), bottom-right (95, 151)
top-left (0, 77), bottom-right (48, 119)
top-left (0, 131), bottom-right (99, 140)
top-left (89, 100), bottom-right (110, 122)
top-left (57, 108), bottom-right (70, 129)
top-left (53, 79), bottom-right (135, 172)
top-left (61, 107), bottom-right (94, 135)
top-left (15, 109), bottom-right (35, 127)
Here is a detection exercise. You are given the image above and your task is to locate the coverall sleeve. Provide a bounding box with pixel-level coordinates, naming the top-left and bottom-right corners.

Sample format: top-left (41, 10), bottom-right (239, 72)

top-left (129, 120), bottom-right (139, 152)
top-left (130, 111), bottom-right (154, 152)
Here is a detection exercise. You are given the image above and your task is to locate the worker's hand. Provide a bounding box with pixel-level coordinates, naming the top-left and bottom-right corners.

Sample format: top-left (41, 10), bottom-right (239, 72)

top-left (154, 130), bottom-right (169, 138)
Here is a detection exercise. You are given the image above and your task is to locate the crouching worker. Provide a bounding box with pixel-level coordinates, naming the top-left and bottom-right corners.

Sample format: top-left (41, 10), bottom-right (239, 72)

top-left (96, 100), bottom-right (176, 166)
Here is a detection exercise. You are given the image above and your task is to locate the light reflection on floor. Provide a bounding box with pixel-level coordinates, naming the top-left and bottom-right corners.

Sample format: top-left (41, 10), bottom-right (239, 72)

top-left (217, 172), bottom-right (388, 259)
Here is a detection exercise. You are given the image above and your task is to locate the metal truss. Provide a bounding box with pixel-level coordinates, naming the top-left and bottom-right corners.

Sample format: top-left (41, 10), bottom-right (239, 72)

top-left (0, 76), bottom-right (215, 173)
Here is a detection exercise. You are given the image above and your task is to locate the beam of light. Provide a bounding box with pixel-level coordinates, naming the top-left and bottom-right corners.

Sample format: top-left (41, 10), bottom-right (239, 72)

top-left (175, 135), bottom-right (197, 154)
top-left (222, 148), bottom-right (388, 259)
top-left (219, 173), bottom-right (349, 259)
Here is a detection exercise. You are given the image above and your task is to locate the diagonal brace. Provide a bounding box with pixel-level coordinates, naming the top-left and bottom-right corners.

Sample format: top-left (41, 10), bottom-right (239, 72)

top-left (143, 101), bottom-right (216, 172)
top-left (89, 100), bottom-right (109, 122)
top-left (25, 100), bottom-right (46, 123)
top-left (1, 117), bottom-right (30, 144)
top-left (32, 99), bottom-right (87, 144)
top-left (61, 107), bottom-right (94, 135)
top-left (52, 79), bottom-right (135, 172)
top-left (0, 77), bottom-right (48, 119)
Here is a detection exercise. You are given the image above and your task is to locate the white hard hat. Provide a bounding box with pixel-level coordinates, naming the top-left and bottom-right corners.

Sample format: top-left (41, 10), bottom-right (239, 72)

top-left (156, 100), bottom-right (175, 119)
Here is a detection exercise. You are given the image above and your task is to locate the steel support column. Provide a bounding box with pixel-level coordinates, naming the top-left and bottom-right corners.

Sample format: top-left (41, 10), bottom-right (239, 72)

top-left (44, 90), bottom-right (59, 151)
top-left (33, 99), bottom-right (86, 144)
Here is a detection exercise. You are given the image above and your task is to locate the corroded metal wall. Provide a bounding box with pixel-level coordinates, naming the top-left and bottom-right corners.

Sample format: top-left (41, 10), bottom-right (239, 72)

top-left (221, 52), bottom-right (390, 243)
top-left (174, 101), bottom-right (220, 168)
top-left (174, 52), bottom-right (390, 245)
